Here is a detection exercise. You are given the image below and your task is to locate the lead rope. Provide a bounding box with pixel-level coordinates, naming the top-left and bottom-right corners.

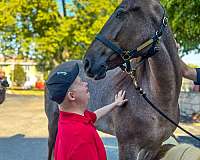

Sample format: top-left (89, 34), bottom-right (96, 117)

top-left (127, 69), bottom-right (200, 142)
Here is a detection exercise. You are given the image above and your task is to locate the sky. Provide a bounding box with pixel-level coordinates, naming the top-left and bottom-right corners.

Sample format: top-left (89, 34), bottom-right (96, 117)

top-left (182, 52), bottom-right (200, 66)
top-left (57, 0), bottom-right (72, 16)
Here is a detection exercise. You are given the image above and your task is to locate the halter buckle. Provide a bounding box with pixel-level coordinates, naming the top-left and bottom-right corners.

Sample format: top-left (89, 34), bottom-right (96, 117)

top-left (163, 17), bottom-right (168, 26)
top-left (122, 51), bottom-right (131, 60)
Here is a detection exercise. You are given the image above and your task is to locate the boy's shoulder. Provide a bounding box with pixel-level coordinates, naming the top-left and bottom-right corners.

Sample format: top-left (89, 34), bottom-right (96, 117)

top-left (84, 110), bottom-right (97, 123)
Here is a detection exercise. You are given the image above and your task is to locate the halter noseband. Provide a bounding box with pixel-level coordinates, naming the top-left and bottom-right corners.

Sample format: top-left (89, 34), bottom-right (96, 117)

top-left (95, 9), bottom-right (168, 72)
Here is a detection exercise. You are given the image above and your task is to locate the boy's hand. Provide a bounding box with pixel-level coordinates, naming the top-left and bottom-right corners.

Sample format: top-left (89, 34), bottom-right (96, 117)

top-left (94, 90), bottom-right (128, 121)
top-left (114, 90), bottom-right (128, 107)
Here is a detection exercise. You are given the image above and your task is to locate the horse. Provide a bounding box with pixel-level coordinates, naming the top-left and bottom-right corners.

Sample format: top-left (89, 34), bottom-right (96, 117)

top-left (45, 0), bottom-right (182, 159)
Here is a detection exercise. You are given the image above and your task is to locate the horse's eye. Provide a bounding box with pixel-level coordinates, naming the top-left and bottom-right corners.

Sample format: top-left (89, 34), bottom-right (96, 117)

top-left (131, 6), bottom-right (140, 12)
top-left (116, 10), bottom-right (126, 19)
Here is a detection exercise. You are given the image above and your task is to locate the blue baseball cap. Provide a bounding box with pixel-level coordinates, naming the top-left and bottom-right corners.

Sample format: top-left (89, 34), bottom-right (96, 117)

top-left (46, 63), bottom-right (79, 104)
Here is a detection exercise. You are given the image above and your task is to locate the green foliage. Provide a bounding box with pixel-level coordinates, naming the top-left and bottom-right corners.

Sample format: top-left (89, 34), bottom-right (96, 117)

top-left (187, 63), bottom-right (200, 68)
top-left (13, 64), bottom-right (26, 86)
top-left (0, 0), bottom-right (120, 75)
top-left (0, 0), bottom-right (199, 75)
top-left (161, 0), bottom-right (200, 56)
top-left (0, 0), bottom-right (65, 73)
top-left (66, 0), bottom-right (119, 59)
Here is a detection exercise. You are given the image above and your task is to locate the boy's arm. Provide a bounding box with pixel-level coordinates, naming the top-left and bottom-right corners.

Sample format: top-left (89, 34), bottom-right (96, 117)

top-left (94, 102), bottom-right (118, 121)
top-left (94, 90), bottom-right (128, 121)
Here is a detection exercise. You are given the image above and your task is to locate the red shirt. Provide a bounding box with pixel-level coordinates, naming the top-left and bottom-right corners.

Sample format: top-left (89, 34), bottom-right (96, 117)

top-left (54, 110), bottom-right (107, 160)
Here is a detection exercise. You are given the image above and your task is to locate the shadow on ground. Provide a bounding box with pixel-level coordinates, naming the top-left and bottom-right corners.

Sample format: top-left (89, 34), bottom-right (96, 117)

top-left (0, 134), bottom-right (119, 160)
top-left (0, 134), bottom-right (48, 160)
top-left (0, 134), bottom-right (199, 160)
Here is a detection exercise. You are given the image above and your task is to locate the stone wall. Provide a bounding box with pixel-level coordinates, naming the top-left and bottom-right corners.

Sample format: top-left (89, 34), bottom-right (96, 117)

top-left (179, 92), bottom-right (200, 116)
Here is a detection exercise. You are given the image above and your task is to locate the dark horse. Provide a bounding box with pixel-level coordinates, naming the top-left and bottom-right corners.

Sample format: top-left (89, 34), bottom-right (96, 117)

top-left (45, 0), bottom-right (182, 159)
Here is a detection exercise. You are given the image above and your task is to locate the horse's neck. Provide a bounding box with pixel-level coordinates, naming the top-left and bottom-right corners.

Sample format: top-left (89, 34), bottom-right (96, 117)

top-left (138, 35), bottom-right (182, 103)
top-left (113, 34), bottom-right (182, 106)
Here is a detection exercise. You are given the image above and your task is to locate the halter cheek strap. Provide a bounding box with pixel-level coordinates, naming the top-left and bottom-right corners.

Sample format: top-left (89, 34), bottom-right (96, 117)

top-left (194, 68), bottom-right (200, 85)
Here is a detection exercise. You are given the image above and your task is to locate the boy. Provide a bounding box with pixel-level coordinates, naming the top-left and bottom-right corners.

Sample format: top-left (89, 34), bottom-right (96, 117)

top-left (46, 63), bottom-right (128, 160)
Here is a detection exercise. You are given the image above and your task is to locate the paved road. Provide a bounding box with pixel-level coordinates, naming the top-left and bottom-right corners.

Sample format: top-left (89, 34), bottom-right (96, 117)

top-left (0, 94), bottom-right (199, 160)
top-left (0, 134), bottom-right (119, 160)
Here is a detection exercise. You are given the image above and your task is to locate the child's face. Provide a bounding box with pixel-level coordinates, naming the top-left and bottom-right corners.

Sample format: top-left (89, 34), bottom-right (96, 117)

top-left (71, 76), bottom-right (90, 106)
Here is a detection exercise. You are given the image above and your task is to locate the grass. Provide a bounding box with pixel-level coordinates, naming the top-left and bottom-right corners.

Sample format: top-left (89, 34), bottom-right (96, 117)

top-left (7, 88), bottom-right (44, 96)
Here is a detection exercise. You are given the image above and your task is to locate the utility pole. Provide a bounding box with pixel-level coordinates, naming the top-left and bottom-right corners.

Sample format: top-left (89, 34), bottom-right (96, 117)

top-left (62, 0), bottom-right (66, 17)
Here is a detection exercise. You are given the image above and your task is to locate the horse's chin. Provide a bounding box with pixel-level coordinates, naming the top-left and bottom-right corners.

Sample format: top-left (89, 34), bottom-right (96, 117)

top-left (94, 72), bottom-right (106, 80)
top-left (87, 64), bottom-right (120, 80)
top-left (86, 71), bottom-right (106, 80)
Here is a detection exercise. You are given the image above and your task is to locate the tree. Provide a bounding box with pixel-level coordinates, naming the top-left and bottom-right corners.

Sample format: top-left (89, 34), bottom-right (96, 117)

top-left (0, 0), bottom-right (70, 74)
top-left (0, 0), bottom-right (199, 75)
top-left (161, 0), bottom-right (200, 56)
top-left (0, 0), bottom-right (119, 75)
top-left (64, 0), bottom-right (120, 59)
top-left (14, 64), bottom-right (26, 86)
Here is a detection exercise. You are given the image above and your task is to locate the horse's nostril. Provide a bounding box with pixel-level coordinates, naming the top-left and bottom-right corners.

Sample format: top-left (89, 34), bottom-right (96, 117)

top-left (84, 58), bottom-right (95, 77)
top-left (101, 64), bottom-right (106, 69)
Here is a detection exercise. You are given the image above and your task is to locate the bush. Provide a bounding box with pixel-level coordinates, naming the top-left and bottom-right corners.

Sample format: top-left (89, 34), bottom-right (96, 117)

top-left (13, 64), bottom-right (26, 86)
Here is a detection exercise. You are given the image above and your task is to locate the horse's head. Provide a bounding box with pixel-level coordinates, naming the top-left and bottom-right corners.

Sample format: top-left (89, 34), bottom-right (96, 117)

top-left (84, 0), bottom-right (167, 80)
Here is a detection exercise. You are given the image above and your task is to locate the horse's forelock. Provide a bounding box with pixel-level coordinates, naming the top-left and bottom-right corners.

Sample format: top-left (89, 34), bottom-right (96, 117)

top-left (121, 0), bottom-right (160, 12)
top-left (121, 0), bottom-right (137, 11)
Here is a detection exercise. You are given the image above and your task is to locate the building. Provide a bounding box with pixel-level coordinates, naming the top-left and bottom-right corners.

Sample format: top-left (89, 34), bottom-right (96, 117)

top-left (0, 54), bottom-right (44, 88)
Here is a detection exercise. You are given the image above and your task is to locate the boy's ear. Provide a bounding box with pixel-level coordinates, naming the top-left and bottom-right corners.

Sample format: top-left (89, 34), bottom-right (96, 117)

top-left (67, 91), bottom-right (76, 101)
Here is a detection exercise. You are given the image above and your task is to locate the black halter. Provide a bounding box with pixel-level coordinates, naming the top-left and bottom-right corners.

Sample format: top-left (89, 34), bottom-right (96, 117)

top-left (95, 11), bottom-right (168, 72)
